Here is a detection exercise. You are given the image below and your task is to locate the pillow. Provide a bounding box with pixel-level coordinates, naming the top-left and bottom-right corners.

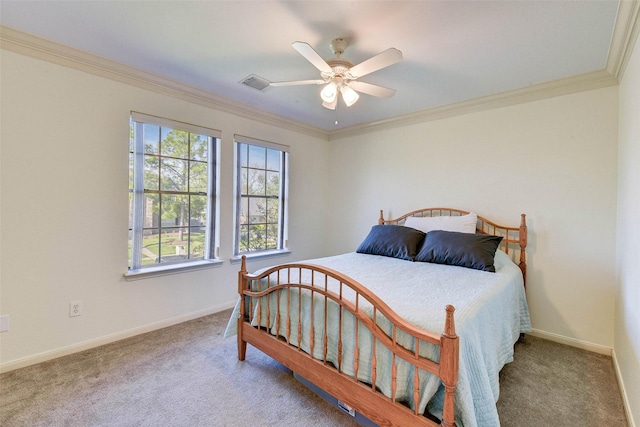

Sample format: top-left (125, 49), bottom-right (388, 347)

top-left (356, 225), bottom-right (426, 261)
top-left (404, 213), bottom-right (477, 234)
top-left (415, 230), bottom-right (503, 272)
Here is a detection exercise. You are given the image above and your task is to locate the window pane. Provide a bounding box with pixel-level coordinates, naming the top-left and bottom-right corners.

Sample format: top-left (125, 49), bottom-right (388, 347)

top-left (142, 232), bottom-right (160, 265)
top-left (143, 124), bottom-right (159, 154)
top-left (161, 194), bottom-right (189, 227)
top-left (161, 129), bottom-right (189, 158)
top-left (240, 169), bottom-right (248, 195)
top-left (248, 169), bottom-right (266, 196)
top-left (160, 227), bottom-right (186, 263)
top-left (144, 155), bottom-right (159, 190)
top-left (143, 194), bottom-right (159, 229)
top-left (266, 171), bottom-right (279, 196)
top-left (189, 229), bottom-right (205, 259)
top-left (173, 237), bottom-right (189, 257)
top-left (239, 143), bottom-right (248, 167)
top-left (249, 197), bottom-right (266, 224)
top-left (190, 134), bottom-right (208, 161)
top-left (248, 145), bottom-right (265, 169)
top-left (266, 149), bottom-right (280, 171)
top-left (190, 195), bottom-right (207, 227)
top-left (266, 198), bottom-right (280, 224)
top-left (160, 158), bottom-right (188, 191)
top-left (267, 224), bottom-right (279, 249)
top-left (240, 197), bottom-right (249, 225)
top-left (249, 224), bottom-right (266, 250)
top-left (239, 224), bottom-right (249, 252)
top-left (189, 161), bottom-right (207, 193)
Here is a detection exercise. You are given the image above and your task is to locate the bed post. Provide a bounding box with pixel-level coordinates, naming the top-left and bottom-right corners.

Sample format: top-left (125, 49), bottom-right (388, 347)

top-left (237, 255), bottom-right (248, 361)
top-left (519, 214), bottom-right (527, 288)
top-left (378, 209), bottom-right (385, 225)
top-left (440, 305), bottom-right (459, 427)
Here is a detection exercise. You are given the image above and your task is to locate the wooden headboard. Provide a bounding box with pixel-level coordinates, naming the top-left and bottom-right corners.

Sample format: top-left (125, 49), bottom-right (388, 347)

top-left (379, 207), bottom-right (528, 286)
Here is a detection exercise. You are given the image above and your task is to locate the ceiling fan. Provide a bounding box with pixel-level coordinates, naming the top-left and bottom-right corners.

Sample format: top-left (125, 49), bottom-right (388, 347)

top-left (269, 38), bottom-right (403, 110)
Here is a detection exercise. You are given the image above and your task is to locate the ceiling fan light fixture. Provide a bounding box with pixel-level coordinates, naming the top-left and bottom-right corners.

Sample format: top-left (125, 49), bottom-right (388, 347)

top-left (320, 82), bottom-right (338, 103)
top-left (322, 98), bottom-right (337, 110)
top-left (340, 85), bottom-right (360, 107)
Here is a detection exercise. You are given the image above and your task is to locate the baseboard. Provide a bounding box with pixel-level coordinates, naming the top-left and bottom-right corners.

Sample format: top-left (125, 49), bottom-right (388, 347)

top-left (0, 301), bottom-right (236, 374)
top-left (612, 349), bottom-right (637, 427)
top-left (527, 328), bottom-right (612, 356)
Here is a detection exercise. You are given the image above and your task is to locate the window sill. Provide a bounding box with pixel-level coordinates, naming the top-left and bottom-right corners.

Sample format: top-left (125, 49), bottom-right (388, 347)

top-left (230, 249), bottom-right (292, 265)
top-left (124, 259), bottom-right (224, 281)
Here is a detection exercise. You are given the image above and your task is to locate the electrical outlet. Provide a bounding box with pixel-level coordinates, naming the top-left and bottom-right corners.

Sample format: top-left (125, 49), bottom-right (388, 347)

top-left (69, 301), bottom-right (82, 317)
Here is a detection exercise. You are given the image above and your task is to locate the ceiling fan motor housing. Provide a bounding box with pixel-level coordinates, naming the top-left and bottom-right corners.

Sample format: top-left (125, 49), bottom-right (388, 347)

top-left (327, 59), bottom-right (353, 70)
top-left (324, 60), bottom-right (354, 81)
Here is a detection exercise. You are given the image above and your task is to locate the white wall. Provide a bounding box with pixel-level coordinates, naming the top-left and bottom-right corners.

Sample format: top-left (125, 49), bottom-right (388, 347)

top-left (328, 87), bottom-right (619, 350)
top-left (0, 50), bottom-right (332, 369)
top-left (1, 44), bottom-right (635, 427)
top-left (616, 27), bottom-right (640, 426)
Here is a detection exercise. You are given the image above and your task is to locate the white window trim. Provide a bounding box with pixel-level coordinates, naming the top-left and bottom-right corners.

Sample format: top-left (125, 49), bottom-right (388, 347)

top-left (233, 134), bottom-right (290, 153)
top-left (124, 259), bottom-right (224, 281)
top-left (233, 135), bottom-right (289, 257)
top-left (229, 249), bottom-right (292, 265)
top-left (128, 112), bottom-right (221, 275)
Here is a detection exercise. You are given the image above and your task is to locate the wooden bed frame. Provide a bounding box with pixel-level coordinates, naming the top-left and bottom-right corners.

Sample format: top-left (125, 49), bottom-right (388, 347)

top-left (236, 208), bottom-right (528, 427)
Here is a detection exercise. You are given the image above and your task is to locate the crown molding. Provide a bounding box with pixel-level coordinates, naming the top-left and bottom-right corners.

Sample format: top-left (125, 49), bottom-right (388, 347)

top-left (608, 0), bottom-right (640, 80)
top-left (0, 25), bottom-right (330, 141)
top-left (328, 69), bottom-right (618, 140)
top-left (3, 0), bottom-right (639, 143)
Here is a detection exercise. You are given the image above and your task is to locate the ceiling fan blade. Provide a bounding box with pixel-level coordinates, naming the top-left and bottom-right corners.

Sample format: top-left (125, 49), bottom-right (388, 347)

top-left (269, 79), bottom-right (326, 87)
top-left (292, 41), bottom-right (333, 73)
top-left (349, 48), bottom-right (403, 78)
top-left (349, 81), bottom-right (396, 98)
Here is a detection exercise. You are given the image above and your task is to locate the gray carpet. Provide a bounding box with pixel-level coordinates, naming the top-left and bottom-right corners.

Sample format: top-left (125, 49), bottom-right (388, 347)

top-left (497, 334), bottom-right (628, 426)
top-left (0, 309), bottom-right (628, 427)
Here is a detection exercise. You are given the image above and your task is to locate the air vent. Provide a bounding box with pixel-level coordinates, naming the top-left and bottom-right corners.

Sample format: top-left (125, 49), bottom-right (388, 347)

top-left (240, 74), bottom-right (270, 91)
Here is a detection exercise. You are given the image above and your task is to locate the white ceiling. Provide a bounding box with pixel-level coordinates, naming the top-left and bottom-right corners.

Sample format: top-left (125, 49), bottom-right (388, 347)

top-left (0, 1), bottom-right (622, 131)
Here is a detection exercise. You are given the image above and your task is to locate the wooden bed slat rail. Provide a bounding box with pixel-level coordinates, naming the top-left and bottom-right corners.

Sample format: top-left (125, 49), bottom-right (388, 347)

top-left (241, 276), bottom-right (444, 373)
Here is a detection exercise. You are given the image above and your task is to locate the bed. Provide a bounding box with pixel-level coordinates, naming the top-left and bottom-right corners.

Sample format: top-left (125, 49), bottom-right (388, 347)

top-left (226, 208), bottom-right (530, 427)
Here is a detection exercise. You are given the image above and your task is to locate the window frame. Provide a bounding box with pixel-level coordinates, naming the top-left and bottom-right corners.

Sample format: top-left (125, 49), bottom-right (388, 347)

top-left (127, 112), bottom-right (221, 276)
top-left (233, 135), bottom-right (289, 259)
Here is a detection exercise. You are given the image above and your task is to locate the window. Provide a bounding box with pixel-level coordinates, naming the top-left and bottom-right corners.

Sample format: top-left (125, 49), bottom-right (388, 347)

top-left (235, 136), bottom-right (289, 255)
top-left (128, 112), bottom-right (220, 271)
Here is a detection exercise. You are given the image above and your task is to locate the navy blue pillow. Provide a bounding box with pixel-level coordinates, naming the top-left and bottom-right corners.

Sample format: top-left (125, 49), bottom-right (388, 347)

top-left (356, 225), bottom-right (426, 261)
top-left (415, 230), bottom-right (503, 272)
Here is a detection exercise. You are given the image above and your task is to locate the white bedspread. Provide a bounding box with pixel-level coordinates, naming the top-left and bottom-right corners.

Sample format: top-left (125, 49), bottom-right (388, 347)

top-left (225, 250), bottom-right (531, 427)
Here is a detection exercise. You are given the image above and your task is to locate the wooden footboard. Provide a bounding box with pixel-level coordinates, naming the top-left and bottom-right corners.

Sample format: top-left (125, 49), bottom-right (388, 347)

top-left (236, 256), bottom-right (459, 427)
